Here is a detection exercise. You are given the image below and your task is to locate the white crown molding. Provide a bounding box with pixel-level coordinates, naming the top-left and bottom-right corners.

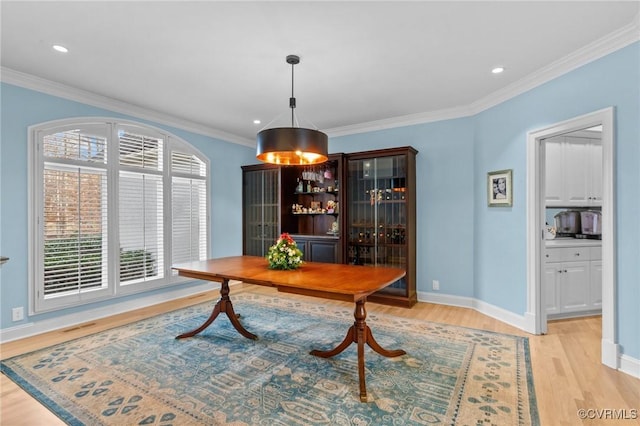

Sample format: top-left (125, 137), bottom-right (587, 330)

top-left (467, 13), bottom-right (640, 116)
top-left (0, 67), bottom-right (255, 148)
top-left (2, 15), bottom-right (638, 143)
top-left (325, 105), bottom-right (475, 138)
top-left (327, 14), bottom-right (640, 137)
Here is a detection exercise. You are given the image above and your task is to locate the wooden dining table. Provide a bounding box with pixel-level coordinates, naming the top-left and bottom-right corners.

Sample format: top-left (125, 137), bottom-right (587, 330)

top-left (172, 255), bottom-right (407, 402)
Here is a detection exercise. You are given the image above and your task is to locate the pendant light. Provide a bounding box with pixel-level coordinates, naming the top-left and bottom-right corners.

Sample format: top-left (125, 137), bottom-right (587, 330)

top-left (256, 55), bottom-right (328, 165)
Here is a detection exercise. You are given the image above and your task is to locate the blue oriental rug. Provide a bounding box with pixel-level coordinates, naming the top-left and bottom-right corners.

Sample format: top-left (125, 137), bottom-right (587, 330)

top-left (1, 293), bottom-right (539, 425)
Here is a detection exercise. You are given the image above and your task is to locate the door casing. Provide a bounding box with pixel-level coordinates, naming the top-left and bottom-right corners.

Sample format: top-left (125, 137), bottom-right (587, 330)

top-left (525, 107), bottom-right (618, 369)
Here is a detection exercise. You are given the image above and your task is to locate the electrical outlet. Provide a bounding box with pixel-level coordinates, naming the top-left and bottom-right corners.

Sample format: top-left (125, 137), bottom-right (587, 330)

top-left (432, 280), bottom-right (440, 291)
top-left (12, 307), bottom-right (24, 322)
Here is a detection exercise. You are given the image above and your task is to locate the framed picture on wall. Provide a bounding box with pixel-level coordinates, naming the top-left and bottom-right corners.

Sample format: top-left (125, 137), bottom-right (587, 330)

top-left (487, 169), bottom-right (513, 207)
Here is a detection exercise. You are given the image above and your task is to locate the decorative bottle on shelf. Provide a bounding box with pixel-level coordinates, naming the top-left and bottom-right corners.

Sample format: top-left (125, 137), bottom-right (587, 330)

top-left (306, 181), bottom-right (312, 193)
top-left (296, 179), bottom-right (303, 193)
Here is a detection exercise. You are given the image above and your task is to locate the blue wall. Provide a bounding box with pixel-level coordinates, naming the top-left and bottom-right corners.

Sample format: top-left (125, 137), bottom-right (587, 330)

top-left (473, 42), bottom-right (639, 358)
top-left (332, 43), bottom-right (639, 360)
top-left (1, 42), bottom-right (638, 360)
top-left (330, 118), bottom-right (476, 299)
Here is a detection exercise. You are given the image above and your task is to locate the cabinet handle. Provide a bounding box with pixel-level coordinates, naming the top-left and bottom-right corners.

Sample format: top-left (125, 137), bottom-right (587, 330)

top-left (558, 270), bottom-right (563, 273)
top-left (575, 253), bottom-right (580, 256)
top-left (564, 269), bottom-right (568, 273)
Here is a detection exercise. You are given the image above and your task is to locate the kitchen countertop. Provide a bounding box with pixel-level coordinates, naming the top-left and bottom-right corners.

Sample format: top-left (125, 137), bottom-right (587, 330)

top-left (545, 238), bottom-right (601, 247)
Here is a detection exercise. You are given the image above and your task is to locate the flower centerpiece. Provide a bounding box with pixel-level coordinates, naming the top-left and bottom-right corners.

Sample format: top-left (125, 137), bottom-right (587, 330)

top-left (266, 233), bottom-right (303, 270)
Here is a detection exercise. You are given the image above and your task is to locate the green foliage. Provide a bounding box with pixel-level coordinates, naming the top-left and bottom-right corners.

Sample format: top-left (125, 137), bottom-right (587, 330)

top-left (43, 236), bottom-right (156, 294)
top-left (119, 248), bottom-right (156, 281)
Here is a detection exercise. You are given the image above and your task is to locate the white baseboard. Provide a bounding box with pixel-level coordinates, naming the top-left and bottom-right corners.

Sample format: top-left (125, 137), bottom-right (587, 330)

top-left (0, 280), bottom-right (237, 344)
top-left (523, 312), bottom-right (538, 335)
top-left (418, 291), bottom-right (527, 331)
top-left (472, 298), bottom-right (528, 331)
top-left (418, 291), bottom-right (474, 308)
top-left (601, 338), bottom-right (621, 369)
top-left (619, 353), bottom-right (640, 379)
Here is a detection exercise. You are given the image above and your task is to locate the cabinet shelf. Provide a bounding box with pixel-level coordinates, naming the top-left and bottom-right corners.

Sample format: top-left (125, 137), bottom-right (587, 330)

top-left (292, 212), bottom-right (338, 216)
top-left (350, 224), bottom-right (405, 228)
top-left (350, 199), bottom-right (406, 205)
top-left (348, 241), bottom-right (406, 247)
top-left (294, 191), bottom-right (339, 196)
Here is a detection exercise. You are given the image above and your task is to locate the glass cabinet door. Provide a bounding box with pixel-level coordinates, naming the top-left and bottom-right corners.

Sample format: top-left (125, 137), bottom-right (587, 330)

top-left (347, 154), bottom-right (408, 296)
top-left (242, 168), bottom-right (279, 256)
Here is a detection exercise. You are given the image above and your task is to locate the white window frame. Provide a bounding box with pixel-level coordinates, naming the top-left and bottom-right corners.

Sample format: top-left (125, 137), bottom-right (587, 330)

top-left (28, 118), bottom-right (210, 314)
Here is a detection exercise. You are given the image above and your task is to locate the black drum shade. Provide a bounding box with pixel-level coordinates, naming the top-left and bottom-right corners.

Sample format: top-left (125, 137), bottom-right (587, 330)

top-left (256, 127), bottom-right (328, 165)
top-left (257, 54), bottom-right (328, 165)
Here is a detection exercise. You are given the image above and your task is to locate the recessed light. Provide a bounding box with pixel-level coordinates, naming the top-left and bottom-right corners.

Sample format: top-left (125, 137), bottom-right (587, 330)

top-left (491, 66), bottom-right (505, 74)
top-left (253, 119), bottom-right (261, 125)
top-left (52, 45), bottom-right (68, 53)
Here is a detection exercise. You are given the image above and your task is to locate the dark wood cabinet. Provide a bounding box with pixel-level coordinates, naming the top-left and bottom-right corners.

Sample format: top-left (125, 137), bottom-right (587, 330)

top-left (242, 156), bottom-right (344, 261)
top-left (242, 147), bottom-right (417, 307)
top-left (291, 236), bottom-right (340, 263)
top-left (345, 147), bottom-right (417, 307)
top-left (241, 164), bottom-right (280, 256)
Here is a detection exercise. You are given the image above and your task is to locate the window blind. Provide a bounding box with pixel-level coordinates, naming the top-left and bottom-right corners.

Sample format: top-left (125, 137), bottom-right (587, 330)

top-left (171, 152), bottom-right (207, 264)
top-left (42, 129), bottom-right (108, 297)
top-left (33, 119), bottom-right (210, 312)
top-left (118, 129), bottom-right (164, 284)
top-left (118, 130), bottom-right (162, 170)
top-left (43, 128), bottom-right (107, 163)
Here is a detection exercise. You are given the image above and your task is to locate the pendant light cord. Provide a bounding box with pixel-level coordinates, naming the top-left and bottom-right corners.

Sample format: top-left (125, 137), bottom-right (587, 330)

top-left (290, 60), bottom-right (296, 127)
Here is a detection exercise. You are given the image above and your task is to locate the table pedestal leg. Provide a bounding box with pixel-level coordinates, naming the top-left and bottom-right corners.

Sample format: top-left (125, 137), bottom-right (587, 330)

top-left (175, 278), bottom-right (257, 340)
top-left (310, 298), bottom-right (406, 402)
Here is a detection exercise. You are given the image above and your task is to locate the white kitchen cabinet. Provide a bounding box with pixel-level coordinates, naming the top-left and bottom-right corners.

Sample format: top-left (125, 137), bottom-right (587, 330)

top-left (558, 260), bottom-right (590, 313)
top-left (543, 264), bottom-right (561, 315)
top-left (543, 244), bottom-right (602, 318)
top-left (545, 135), bottom-right (602, 207)
top-left (588, 141), bottom-right (603, 204)
top-left (590, 261), bottom-right (603, 308)
top-left (589, 246), bottom-right (602, 308)
top-left (545, 139), bottom-right (565, 205)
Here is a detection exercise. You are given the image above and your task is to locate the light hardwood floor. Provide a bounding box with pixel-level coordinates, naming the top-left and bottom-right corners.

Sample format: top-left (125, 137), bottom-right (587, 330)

top-left (1, 285), bottom-right (638, 425)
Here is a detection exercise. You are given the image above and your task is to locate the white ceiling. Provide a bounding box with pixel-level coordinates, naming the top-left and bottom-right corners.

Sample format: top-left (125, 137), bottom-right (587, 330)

top-left (1, 1), bottom-right (638, 146)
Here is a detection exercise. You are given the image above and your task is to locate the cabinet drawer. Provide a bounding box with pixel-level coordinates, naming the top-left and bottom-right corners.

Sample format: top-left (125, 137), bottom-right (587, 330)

top-left (545, 247), bottom-right (591, 263)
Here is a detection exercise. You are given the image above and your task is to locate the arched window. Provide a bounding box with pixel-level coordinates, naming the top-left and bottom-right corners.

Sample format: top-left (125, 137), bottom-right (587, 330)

top-left (29, 118), bottom-right (209, 312)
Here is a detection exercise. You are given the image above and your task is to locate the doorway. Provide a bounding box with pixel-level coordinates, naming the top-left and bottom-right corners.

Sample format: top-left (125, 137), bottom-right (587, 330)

top-left (525, 107), bottom-right (618, 369)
